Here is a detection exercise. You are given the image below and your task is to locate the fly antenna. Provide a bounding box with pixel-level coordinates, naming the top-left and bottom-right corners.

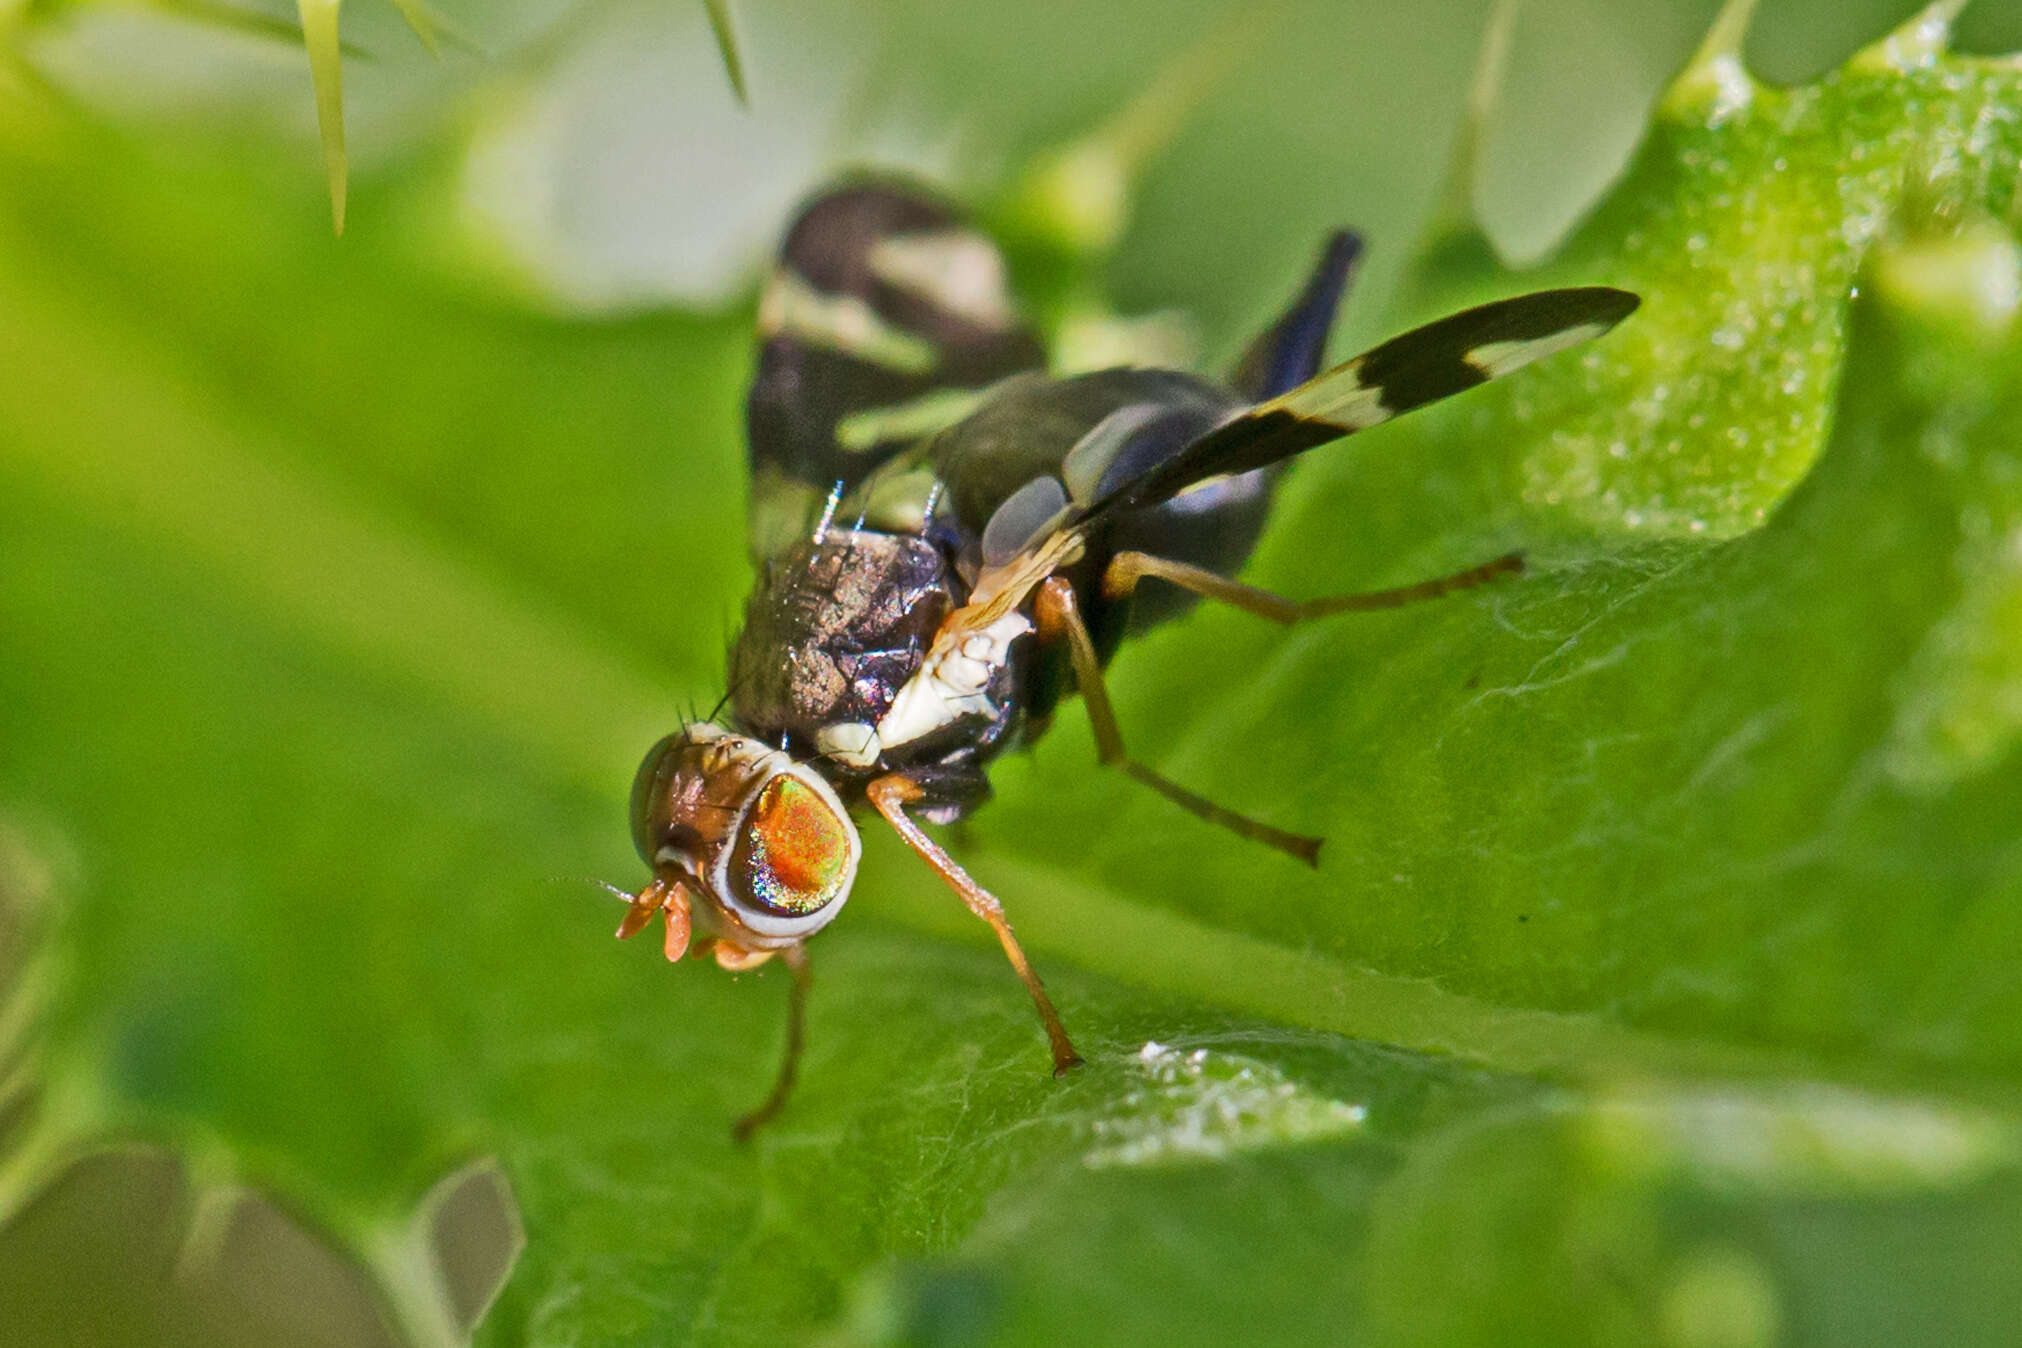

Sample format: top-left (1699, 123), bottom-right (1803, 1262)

top-left (548, 874), bottom-right (636, 904)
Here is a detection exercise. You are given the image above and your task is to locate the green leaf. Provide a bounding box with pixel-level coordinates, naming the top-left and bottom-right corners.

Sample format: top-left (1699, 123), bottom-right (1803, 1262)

top-left (3, 3), bottom-right (2022, 1345)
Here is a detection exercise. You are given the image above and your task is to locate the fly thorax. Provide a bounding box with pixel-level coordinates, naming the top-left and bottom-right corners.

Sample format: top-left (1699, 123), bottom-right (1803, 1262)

top-left (820, 608), bottom-right (1031, 768)
top-left (728, 530), bottom-right (958, 753)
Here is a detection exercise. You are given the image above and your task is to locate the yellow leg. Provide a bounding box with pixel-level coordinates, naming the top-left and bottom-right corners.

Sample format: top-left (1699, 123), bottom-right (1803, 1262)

top-left (1102, 550), bottom-right (1523, 623)
top-left (1035, 576), bottom-right (1322, 866)
top-left (866, 774), bottom-right (1083, 1075)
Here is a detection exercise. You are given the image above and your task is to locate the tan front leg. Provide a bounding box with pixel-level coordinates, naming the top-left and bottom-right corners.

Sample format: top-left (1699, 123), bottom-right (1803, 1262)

top-left (866, 774), bottom-right (1082, 1075)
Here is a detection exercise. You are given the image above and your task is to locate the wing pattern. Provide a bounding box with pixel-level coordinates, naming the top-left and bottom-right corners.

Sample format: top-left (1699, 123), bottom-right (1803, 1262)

top-left (1077, 286), bottom-right (1640, 527)
top-left (746, 182), bottom-right (1046, 552)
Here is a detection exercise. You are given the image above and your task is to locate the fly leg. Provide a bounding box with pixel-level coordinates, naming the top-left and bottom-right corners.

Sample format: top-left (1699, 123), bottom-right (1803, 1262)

top-left (865, 774), bottom-right (1083, 1075)
top-left (1101, 550), bottom-right (1523, 623)
top-left (732, 942), bottom-right (811, 1142)
top-left (1033, 576), bottom-right (1323, 866)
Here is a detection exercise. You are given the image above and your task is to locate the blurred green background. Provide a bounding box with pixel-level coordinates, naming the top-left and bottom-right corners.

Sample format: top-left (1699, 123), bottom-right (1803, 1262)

top-left (6, 0), bottom-right (2022, 1344)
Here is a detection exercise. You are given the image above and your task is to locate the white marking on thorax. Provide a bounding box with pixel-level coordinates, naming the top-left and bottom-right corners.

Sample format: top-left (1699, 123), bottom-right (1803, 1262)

top-left (821, 609), bottom-right (1032, 768)
top-left (816, 721), bottom-right (878, 764)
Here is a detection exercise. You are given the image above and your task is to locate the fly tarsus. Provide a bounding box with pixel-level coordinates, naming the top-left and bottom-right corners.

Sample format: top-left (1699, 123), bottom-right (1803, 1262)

top-left (732, 942), bottom-right (812, 1142)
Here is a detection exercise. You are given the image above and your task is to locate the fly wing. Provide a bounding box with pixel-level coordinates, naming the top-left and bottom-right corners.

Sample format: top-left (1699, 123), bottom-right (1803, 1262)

top-left (747, 182), bottom-right (1045, 556)
top-left (1075, 286), bottom-right (1640, 526)
top-left (1228, 230), bottom-right (1362, 401)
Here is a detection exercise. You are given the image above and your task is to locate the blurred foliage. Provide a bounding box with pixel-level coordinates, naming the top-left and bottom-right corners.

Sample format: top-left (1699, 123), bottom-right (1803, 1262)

top-left (5, 1), bottom-right (2022, 1346)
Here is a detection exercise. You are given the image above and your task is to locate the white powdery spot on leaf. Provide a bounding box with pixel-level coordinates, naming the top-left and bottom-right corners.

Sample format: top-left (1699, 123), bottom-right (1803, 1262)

top-left (1581, 1084), bottom-right (2016, 1196)
top-left (1081, 1042), bottom-right (1367, 1169)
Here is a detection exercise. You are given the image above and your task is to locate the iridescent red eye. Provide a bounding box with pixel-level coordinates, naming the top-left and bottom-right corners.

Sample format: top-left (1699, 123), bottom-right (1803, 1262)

top-left (730, 775), bottom-right (852, 917)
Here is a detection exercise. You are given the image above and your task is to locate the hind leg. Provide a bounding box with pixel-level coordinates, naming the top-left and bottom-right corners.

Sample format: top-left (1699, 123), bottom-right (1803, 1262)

top-left (1102, 550), bottom-right (1523, 624)
top-left (1034, 576), bottom-right (1322, 867)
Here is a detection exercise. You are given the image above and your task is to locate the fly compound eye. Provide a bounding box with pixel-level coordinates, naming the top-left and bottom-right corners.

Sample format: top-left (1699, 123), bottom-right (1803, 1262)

top-left (721, 771), bottom-right (858, 935)
top-left (629, 733), bottom-right (683, 862)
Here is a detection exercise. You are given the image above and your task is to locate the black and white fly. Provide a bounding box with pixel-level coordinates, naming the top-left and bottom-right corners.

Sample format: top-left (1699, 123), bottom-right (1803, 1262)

top-left (612, 180), bottom-right (1637, 1135)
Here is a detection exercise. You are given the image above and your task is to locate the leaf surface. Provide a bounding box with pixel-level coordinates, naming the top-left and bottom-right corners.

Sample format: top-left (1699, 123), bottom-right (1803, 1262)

top-left (2, 5), bottom-right (2022, 1345)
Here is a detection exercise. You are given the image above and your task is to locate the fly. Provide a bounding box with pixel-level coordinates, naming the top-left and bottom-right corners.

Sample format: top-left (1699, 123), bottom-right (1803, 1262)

top-left (609, 181), bottom-right (1638, 1137)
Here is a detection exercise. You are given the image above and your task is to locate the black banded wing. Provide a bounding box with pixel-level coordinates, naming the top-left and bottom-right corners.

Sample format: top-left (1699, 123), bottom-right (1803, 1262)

top-left (1077, 286), bottom-right (1640, 525)
top-left (747, 182), bottom-right (1045, 557)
